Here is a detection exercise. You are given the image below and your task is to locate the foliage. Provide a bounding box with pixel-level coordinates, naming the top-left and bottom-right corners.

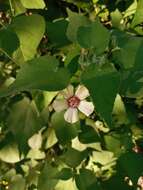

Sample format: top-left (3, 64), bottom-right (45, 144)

top-left (0, 0), bottom-right (143, 189)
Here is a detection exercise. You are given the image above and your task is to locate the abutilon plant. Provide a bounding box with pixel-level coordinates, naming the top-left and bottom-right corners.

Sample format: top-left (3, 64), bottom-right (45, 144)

top-left (0, 0), bottom-right (143, 189)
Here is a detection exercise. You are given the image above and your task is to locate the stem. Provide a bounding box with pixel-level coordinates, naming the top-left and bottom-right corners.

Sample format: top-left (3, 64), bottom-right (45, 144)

top-left (0, 21), bottom-right (6, 29)
top-left (9, 0), bottom-right (14, 16)
top-left (0, 49), bottom-right (17, 65)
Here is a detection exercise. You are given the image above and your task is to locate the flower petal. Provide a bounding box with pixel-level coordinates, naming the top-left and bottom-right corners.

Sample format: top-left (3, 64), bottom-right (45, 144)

top-left (64, 107), bottom-right (79, 123)
top-left (78, 100), bottom-right (94, 116)
top-left (62, 85), bottom-right (74, 99)
top-left (138, 176), bottom-right (143, 189)
top-left (75, 85), bottom-right (90, 100)
top-left (53, 99), bottom-right (68, 112)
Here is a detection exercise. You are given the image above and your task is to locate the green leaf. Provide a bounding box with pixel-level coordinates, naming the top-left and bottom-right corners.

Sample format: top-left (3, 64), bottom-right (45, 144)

top-left (133, 25), bottom-right (143, 35)
top-left (111, 9), bottom-right (122, 29)
top-left (112, 31), bottom-right (143, 98)
top-left (77, 20), bottom-right (110, 54)
top-left (61, 147), bottom-right (88, 168)
top-left (124, 0), bottom-right (137, 18)
top-left (20, 0), bottom-right (45, 9)
top-left (11, 14), bottom-right (45, 61)
top-left (11, 0), bottom-right (26, 16)
top-left (47, 19), bottom-right (70, 48)
top-left (131, 0), bottom-right (143, 27)
top-left (3, 169), bottom-right (16, 181)
top-left (45, 128), bottom-right (58, 149)
top-left (112, 30), bottom-right (143, 69)
top-left (0, 29), bottom-right (19, 55)
top-left (104, 132), bottom-right (133, 157)
top-left (120, 70), bottom-right (143, 98)
top-left (7, 98), bottom-right (42, 153)
top-left (54, 168), bottom-right (73, 180)
top-left (64, 44), bottom-right (80, 66)
top-left (79, 124), bottom-right (100, 144)
top-left (112, 94), bottom-right (128, 125)
top-left (81, 64), bottom-right (120, 126)
top-left (102, 173), bottom-right (133, 190)
top-left (119, 152), bottom-right (143, 184)
top-left (75, 168), bottom-right (102, 190)
top-left (51, 112), bottom-right (79, 144)
top-left (66, 9), bottom-right (89, 42)
top-left (38, 163), bottom-right (58, 190)
top-left (0, 56), bottom-right (71, 97)
top-left (9, 175), bottom-right (26, 190)
top-left (67, 55), bottom-right (79, 75)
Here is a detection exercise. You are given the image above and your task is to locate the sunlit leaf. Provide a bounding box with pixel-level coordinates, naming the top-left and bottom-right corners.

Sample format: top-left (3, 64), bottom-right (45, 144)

top-left (131, 0), bottom-right (143, 27)
top-left (7, 98), bottom-right (42, 153)
top-left (11, 14), bottom-right (45, 60)
top-left (0, 143), bottom-right (21, 163)
top-left (20, 0), bottom-right (45, 9)
top-left (55, 179), bottom-right (78, 190)
top-left (11, 0), bottom-right (26, 16)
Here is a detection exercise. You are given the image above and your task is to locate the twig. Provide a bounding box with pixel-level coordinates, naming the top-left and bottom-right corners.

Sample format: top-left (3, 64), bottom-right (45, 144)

top-left (9, 0), bottom-right (14, 16)
top-left (0, 49), bottom-right (17, 65)
top-left (0, 20), bottom-right (6, 29)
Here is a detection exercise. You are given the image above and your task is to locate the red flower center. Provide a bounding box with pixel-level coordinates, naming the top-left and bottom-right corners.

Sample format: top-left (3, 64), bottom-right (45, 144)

top-left (67, 96), bottom-right (80, 108)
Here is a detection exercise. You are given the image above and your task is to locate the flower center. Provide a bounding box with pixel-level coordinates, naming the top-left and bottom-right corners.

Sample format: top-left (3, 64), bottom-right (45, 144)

top-left (67, 96), bottom-right (80, 108)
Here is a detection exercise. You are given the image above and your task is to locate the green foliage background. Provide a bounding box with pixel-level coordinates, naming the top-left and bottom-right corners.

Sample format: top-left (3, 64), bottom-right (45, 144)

top-left (0, 0), bottom-right (143, 189)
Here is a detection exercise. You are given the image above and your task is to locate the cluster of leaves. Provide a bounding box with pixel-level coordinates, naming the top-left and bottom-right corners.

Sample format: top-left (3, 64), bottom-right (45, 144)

top-left (0, 0), bottom-right (143, 189)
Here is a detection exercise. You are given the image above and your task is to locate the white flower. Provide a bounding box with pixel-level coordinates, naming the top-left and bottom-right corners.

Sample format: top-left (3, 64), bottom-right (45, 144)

top-left (53, 85), bottom-right (94, 123)
top-left (138, 176), bottom-right (143, 189)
